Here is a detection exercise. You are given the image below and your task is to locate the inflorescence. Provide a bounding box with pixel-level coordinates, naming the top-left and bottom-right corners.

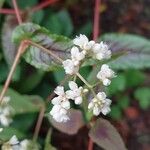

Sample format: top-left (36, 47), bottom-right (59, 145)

top-left (50, 34), bottom-right (116, 122)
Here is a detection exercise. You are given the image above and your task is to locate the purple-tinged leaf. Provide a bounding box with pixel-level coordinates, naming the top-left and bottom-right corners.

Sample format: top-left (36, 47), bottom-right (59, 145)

top-left (12, 23), bottom-right (72, 71)
top-left (89, 118), bottom-right (127, 150)
top-left (49, 109), bottom-right (84, 135)
top-left (2, 15), bottom-right (18, 66)
top-left (100, 33), bottom-right (150, 69)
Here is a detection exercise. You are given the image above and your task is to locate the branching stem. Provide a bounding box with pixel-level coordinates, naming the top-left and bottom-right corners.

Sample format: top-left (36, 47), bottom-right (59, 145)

top-left (76, 73), bottom-right (96, 97)
top-left (0, 41), bottom-right (28, 104)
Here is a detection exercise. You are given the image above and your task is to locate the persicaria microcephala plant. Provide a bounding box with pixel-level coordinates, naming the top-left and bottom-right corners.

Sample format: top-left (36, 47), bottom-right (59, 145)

top-left (50, 34), bottom-right (116, 122)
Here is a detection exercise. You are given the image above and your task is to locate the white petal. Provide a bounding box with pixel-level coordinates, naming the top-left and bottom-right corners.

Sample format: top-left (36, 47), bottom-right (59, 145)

top-left (97, 92), bottom-right (106, 100)
top-left (60, 114), bottom-right (69, 122)
top-left (103, 78), bottom-right (111, 86)
top-left (50, 105), bottom-right (61, 115)
top-left (75, 96), bottom-right (82, 105)
top-left (88, 102), bottom-right (94, 109)
top-left (61, 101), bottom-right (70, 110)
top-left (68, 81), bottom-right (78, 90)
top-left (66, 90), bottom-right (74, 99)
top-left (51, 97), bottom-right (61, 105)
top-left (59, 108), bottom-right (67, 115)
top-left (101, 106), bottom-right (111, 115)
top-left (9, 135), bottom-right (19, 145)
top-left (95, 52), bottom-right (104, 60)
top-left (73, 34), bottom-right (88, 48)
top-left (93, 107), bottom-right (100, 116)
top-left (92, 43), bottom-right (101, 53)
top-left (54, 86), bottom-right (64, 95)
top-left (71, 46), bottom-right (79, 58)
top-left (105, 99), bottom-right (112, 105)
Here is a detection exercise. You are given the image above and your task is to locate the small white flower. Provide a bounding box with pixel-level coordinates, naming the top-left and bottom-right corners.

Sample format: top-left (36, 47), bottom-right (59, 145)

top-left (97, 64), bottom-right (115, 86)
top-left (20, 139), bottom-right (39, 150)
top-left (92, 42), bottom-right (111, 60)
top-left (2, 135), bottom-right (20, 150)
top-left (50, 104), bottom-right (69, 122)
top-left (9, 135), bottom-right (19, 146)
top-left (88, 92), bottom-right (111, 116)
top-left (52, 86), bottom-right (70, 109)
top-left (71, 46), bottom-right (85, 65)
top-left (66, 81), bottom-right (84, 105)
top-left (73, 34), bottom-right (89, 49)
top-left (50, 86), bottom-right (70, 122)
top-left (20, 140), bottom-right (29, 150)
top-left (62, 59), bottom-right (79, 75)
top-left (0, 96), bottom-right (13, 127)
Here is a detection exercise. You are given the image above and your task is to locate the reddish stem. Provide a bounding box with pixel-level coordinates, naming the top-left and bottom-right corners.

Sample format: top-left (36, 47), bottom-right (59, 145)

top-left (88, 137), bottom-right (94, 150)
top-left (12, 0), bottom-right (22, 24)
top-left (0, 8), bottom-right (16, 14)
top-left (93, 0), bottom-right (101, 41)
top-left (0, 41), bottom-right (28, 104)
top-left (31, 0), bottom-right (59, 12)
top-left (33, 105), bottom-right (45, 141)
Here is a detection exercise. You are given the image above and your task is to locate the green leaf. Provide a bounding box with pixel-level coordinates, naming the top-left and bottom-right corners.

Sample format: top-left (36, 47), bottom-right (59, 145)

top-left (44, 10), bottom-right (73, 36)
top-left (0, 87), bottom-right (42, 114)
top-left (31, 10), bottom-right (44, 24)
top-left (0, 0), bottom-right (5, 8)
top-left (107, 74), bottom-right (126, 96)
top-left (6, 0), bottom-right (38, 9)
top-left (11, 113), bottom-right (37, 132)
top-left (49, 109), bottom-right (84, 135)
top-left (19, 70), bottom-right (45, 93)
top-left (0, 127), bottom-right (25, 141)
top-left (44, 129), bottom-right (57, 150)
top-left (89, 118), bottom-right (127, 150)
top-left (100, 33), bottom-right (150, 69)
top-left (125, 70), bottom-right (145, 87)
top-left (0, 63), bottom-right (21, 83)
top-left (12, 23), bottom-right (72, 71)
top-left (134, 87), bottom-right (150, 109)
top-left (77, 21), bottom-right (92, 37)
top-left (109, 105), bottom-right (122, 120)
top-left (118, 96), bottom-right (130, 110)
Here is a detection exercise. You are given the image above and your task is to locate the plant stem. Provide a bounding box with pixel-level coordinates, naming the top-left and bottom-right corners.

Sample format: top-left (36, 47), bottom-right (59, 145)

top-left (33, 105), bottom-right (45, 142)
top-left (12, 0), bottom-right (22, 24)
top-left (27, 40), bottom-right (63, 63)
top-left (93, 0), bottom-right (100, 41)
top-left (0, 8), bottom-right (16, 14)
top-left (32, 0), bottom-right (59, 12)
top-left (0, 41), bottom-right (28, 104)
top-left (76, 72), bottom-right (96, 97)
top-left (76, 73), bottom-right (92, 88)
top-left (88, 137), bottom-right (94, 150)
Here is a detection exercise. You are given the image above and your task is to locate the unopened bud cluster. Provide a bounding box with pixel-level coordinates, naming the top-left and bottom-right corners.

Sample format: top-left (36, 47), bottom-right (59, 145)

top-left (50, 34), bottom-right (116, 122)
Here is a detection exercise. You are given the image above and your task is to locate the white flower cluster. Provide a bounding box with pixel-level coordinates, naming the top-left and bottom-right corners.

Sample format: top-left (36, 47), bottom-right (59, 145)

top-left (2, 135), bottom-right (39, 150)
top-left (63, 34), bottom-right (112, 75)
top-left (50, 34), bottom-right (116, 122)
top-left (0, 96), bottom-right (13, 127)
top-left (50, 81), bottom-right (87, 122)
